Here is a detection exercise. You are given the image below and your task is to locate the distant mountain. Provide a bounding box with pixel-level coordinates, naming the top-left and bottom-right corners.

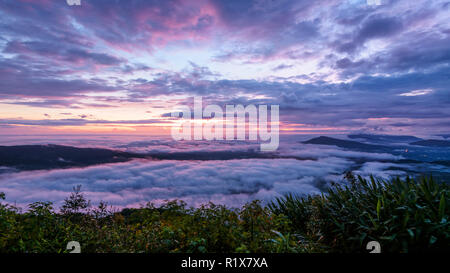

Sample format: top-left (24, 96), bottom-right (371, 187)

top-left (410, 140), bottom-right (450, 147)
top-left (302, 136), bottom-right (390, 152)
top-left (348, 134), bottom-right (422, 143)
top-left (0, 145), bottom-right (145, 171)
top-left (436, 134), bottom-right (450, 140)
top-left (432, 160), bottom-right (450, 167)
top-left (0, 144), bottom-right (277, 171)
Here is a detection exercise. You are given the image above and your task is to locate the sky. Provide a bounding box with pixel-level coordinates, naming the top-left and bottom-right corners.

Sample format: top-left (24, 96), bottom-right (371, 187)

top-left (0, 0), bottom-right (449, 137)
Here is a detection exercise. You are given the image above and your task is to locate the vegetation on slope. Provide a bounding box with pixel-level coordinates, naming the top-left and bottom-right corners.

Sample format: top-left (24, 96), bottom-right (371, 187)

top-left (0, 175), bottom-right (448, 253)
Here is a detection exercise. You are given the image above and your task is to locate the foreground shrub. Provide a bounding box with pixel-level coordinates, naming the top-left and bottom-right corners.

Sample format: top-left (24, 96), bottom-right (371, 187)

top-left (269, 175), bottom-right (449, 253)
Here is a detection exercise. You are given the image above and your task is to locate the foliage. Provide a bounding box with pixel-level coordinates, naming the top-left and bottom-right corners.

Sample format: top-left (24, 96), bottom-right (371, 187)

top-left (60, 185), bottom-right (90, 215)
top-left (0, 175), bottom-right (448, 253)
top-left (269, 175), bottom-right (449, 253)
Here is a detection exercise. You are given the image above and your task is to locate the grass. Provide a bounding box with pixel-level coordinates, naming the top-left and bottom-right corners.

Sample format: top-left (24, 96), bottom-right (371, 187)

top-left (0, 175), bottom-right (448, 253)
top-left (269, 175), bottom-right (449, 252)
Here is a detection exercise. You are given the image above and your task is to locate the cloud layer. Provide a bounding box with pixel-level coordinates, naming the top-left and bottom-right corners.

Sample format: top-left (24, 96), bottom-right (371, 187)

top-left (0, 135), bottom-right (414, 209)
top-left (0, 157), bottom-right (347, 208)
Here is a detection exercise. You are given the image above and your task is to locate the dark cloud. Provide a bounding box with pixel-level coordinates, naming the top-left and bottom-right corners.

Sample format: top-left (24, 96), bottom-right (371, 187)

top-left (4, 41), bottom-right (122, 65)
top-left (0, 57), bottom-right (120, 97)
top-left (0, 118), bottom-right (166, 127)
top-left (272, 64), bottom-right (294, 71)
top-left (333, 32), bottom-right (450, 78)
top-left (334, 15), bottom-right (403, 53)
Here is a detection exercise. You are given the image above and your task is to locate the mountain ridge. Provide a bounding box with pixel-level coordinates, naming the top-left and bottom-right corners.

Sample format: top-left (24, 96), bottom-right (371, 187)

top-left (410, 140), bottom-right (450, 147)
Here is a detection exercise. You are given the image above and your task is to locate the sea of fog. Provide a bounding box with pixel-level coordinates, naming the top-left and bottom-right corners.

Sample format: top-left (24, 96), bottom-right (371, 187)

top-left (0, 134), bottom-right (449, 209)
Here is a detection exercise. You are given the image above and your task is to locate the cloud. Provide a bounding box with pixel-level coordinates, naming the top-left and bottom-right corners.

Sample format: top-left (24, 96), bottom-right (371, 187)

top-left (3, 40), bottom-right (123, 66)
top-left (0, 58), bottom-right (120, 97)
top-left (399, 89), bottom-right (434, 97)
top-left (0, 157), bottom-right (349, 209)
top-left (333, 32), bottom-right (450, 78)
top-left (336, 15), bottom-right (403, 53)
top-left (0, 118), bottom-right (166, 127)
top-left (272, 64), bottom-right (294, 71)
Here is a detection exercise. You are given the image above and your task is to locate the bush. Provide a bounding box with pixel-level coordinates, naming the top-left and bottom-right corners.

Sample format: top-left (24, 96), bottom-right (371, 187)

top-left (269, 175), bottom-right (449, 253)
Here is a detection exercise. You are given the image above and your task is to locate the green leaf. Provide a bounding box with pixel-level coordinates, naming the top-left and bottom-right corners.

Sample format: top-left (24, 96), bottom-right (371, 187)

top-left (368, 214), bottom-right (378, 229)
top-left (402, 213), bottom-right (410, 229)
top-left (429, 236), bottom-right (437, 245)
top-left (376, 198), bottom-right (381, 220)
top-left (438, 193), bottom-right (445, 220)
